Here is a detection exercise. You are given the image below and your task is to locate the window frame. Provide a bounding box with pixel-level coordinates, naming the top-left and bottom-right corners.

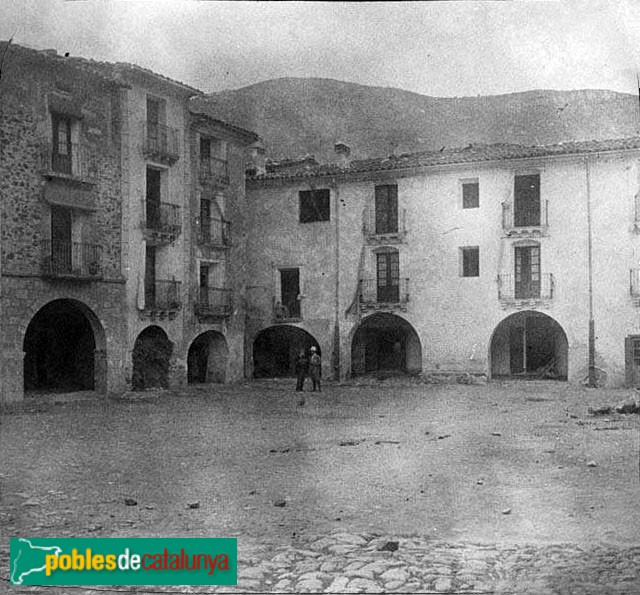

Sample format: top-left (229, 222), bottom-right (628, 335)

top-left (460, 246), bottom-right (480, 277)
top-left (299, 188), bottom-right (330, 223)
top-left (461, 178), bottom-right (479, 209)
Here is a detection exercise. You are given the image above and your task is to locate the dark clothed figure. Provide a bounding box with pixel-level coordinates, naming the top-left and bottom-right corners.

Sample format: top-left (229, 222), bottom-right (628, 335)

top-left (295, 351), bottom-right (308, 392)
top-left (309, 350), bottom-right (321, 392)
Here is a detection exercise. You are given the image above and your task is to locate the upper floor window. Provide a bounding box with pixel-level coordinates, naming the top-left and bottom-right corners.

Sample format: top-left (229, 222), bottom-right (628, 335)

top-left (514, 174), bottom-right (540, 227)
top-left (375, 184), bottom-right (398, 233)
top-left (461, 246), bottom-right (480, 277)
top-left (462, 179), bottom-right (479, 209)
top-left (299, 189), bottom-right (330, 223)
top-left (51, 113), bottom-right (74, 175)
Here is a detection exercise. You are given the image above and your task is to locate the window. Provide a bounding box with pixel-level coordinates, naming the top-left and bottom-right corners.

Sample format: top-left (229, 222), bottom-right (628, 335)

top-left (462, 180), bottom-right (479, 209)
top-left (374, 185), bottom-right (398, 233)
top-left (376, 251), bottom-right (400, 302)
top-left (461, 247), bottom-right (479, 277)
top-left (514, 245), bottom-right (540, 298)
top-left (514, 174), bottom-right (540, 227)
top-left (277, 268), bottom-right (301, 319)
top-left (51, 113), bottom-right (73, 174)
top-left (299, 189), bottom-right (330, 223)
top-left (200, 137), bottom-right (227, 179)
top-left (146, 168), bottom-right (163, 229)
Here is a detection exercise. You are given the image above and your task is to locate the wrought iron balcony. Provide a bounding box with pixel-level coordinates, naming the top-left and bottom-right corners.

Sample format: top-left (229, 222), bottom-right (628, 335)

top-left (41, 240), bottom-right (102, 280)
top-left (142, 122), bottom-right (180, 164)
top-left (498, 273), bottom-right (554, 303)
top-left (502, 201), bottom-right (548, 237)
top-left (142, 201), bottom-right (181, 244)
top-left (195, 287), bottom-right (233, 318)
top-left (199, 156), bottom-right (229, 187)
top-left (363, 206), bottom-right (407, 243)
top-left (359, 278), bottom-right (410, 308)
top-left (145, 279), bottom-right (182, 310)
top-left (273, 298), bottom-right (301, 322)
top-left (199, 218), bottom-right (231, 247)
top-left (42, 141), bottom-right (100, 183)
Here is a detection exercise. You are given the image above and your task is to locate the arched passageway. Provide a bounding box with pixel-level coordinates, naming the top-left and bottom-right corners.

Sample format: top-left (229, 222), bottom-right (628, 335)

top-left (187, 331), bottom-right (228, 384)
top-left (23, 299), bottom-right (105, 392)
top-left (132, 326), bottom-right (173, 390)
top-left (351, 313), bottom-right (422, 376)
top-left (490, 311), bottom-right (568, 379)
top-left (253, 326), bottom-right (320, 378)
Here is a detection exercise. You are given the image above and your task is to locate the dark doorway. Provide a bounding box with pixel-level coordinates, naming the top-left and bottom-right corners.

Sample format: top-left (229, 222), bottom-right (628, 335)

top-left (132, 326), bottom-right (172, 390)
top-left (145, 245), bottom-right (156, 307)
top-left (51, 206), bottom-right (73, 274)
top-left (351, 313), bottom-right (422, 376)
top-left (187, 331), bottom-right (228, 384)
top-left (146, 168), bottom-right (162, 229)
top-left (375, 184), bottom-right (398, 234)
top-left (376, 252), bottom-right (400, 303)
top-left (491, 311), bottom-right (568, 379)
top-left (280, 269), bottom-right (300, 319)
top-left (23, 300), bottom-right (98, 392)
top-left (514, 174), bottom-right (540, 227)
top-left (253, 326), bottom-right (320, 377)
top-left (514, 245), bottom-right (540, 299)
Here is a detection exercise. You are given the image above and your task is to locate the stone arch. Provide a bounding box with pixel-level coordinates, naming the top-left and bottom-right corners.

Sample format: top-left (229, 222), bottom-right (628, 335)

top-left (350, 312), bottom-right (422, 376)
top-left (23, 298), bottom-right (107, 393)
top-left (132, 326), bottom-right (173, 390)
top-left (490, 310), bottom-right (568, 379)
top-left (187, 331), bottom-right (228, 384)
top-left (253, 325), bottom-right (321, 378)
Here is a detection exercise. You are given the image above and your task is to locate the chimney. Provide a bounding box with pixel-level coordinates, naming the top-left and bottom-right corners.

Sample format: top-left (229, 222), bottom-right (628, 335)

top-left (334, 142), bottom-right (351, 168)
top-left (246, 140), bottom-right (266, 176)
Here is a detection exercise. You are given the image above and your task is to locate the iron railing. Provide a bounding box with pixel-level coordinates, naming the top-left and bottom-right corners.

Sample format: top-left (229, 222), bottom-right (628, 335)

top-left (502, 200), bottom-right (548, 231)
top-left (498, 273), bottom-right (554, 301)
top-left (359, 278), bottom-right (410, 304)
top-left (199, 218), bottom-right (231, 247)
top-left (145, 280), bottom-right (182, 310)
top-left (195, 287), bottom-right (233, 317)
top-left (199, 156), bottom-right (229, 186)
top-left (144, 201), bottom-right (181, 235)
top-left (41, 240), bottom-right (102, 279)
top-left (142, 122), bottom-right (180, 163)
top-left (363, 206), bottom-right (407, 238)
top-left (42, 141), bottom-right (100, 181)
top-left (274, 298), bottom-right (301, 321)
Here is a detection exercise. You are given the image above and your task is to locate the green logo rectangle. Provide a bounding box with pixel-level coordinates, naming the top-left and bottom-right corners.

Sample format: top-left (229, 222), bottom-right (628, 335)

top-left (10, 537), bottom-right (237, 585)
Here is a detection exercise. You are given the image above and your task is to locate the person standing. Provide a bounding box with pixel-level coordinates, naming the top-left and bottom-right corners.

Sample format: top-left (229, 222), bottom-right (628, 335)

top-left (295, 349), bottom-right (308, 394)
top-left (309, 346), bottom-right (321, 392)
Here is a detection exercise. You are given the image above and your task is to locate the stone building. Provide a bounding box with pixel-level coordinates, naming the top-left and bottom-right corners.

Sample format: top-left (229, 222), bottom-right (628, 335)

top-left (246, 139), bottom-right (640, 387)
top-left (0, 44), bottom-right (257, 402)
top-left (0, 43), bottom-right (129, 403)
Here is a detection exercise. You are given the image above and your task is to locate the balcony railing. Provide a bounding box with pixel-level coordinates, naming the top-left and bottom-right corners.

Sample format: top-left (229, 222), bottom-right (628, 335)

top-left (145, 280), bottom-right (182, 310)
top-left (498, 273), bottom-right (554, 302)
top-left (274, 298), bottom-right (301, 322)
top-left (195, 287), bottom-right (233, 318)
top-left (42, 141), bottom-right (100, 182)
top-left (363, 206), bottom-right (407, 243)
top-left (199, 156), bottom-right (229, 186)
top-left (143, 201), bottom-right (181, 242)
top-left (41, 240), bottom-right (102, 280)
top-left (359, 278), bottom-right (410, 305)
top-left (142, 122), bottom-right (180, 164)
top-left (502, 201), bottom-right (548, 236)
top-left (199, 218), bottom-right (231, 247)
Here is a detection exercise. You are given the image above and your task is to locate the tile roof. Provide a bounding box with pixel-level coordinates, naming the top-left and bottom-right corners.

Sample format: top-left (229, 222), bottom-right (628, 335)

top-left (249, 137), bottom-right (640, 182)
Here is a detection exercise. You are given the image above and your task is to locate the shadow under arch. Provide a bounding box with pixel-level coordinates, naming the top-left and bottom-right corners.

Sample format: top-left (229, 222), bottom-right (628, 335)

top-left (253, 325), bottom-right (321, 378)
top-left (187, 330), bottom-right (228, 384)
top-left (489, 310), bottom-right (568, 380)
top-left (351, 312), bottom-right (422, 376)
top-left (132, 326), bottom-right (173, 390)
top-left (23, 298), bottom-right (107, 393)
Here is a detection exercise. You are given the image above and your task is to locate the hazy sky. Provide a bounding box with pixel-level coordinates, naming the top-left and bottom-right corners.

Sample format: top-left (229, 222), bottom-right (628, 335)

top-left (2, 0), bottom-right (640, 97)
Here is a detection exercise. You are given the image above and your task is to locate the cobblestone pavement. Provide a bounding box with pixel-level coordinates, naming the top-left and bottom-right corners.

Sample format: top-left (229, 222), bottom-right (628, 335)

top-left (3, 531), bottom-right (640, 594)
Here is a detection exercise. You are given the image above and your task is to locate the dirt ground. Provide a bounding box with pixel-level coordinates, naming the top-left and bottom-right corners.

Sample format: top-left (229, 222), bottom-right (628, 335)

top-left (1, 379), bottom-right (639, 579)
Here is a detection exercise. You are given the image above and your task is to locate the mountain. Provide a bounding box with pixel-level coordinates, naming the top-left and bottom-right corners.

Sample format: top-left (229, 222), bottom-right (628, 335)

top-left (194, 78), bottom-right (640, 161)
